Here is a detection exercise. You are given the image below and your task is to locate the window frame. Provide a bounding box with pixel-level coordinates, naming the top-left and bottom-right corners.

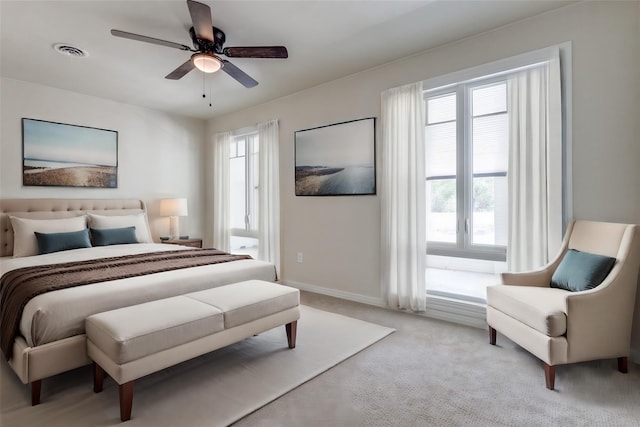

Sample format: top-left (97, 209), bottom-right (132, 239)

top-left (425, 75), bottom-right (508, 262)
top-left (229, 131), bottom-right (259, 241)
top-left (421, 42), bottom-right (572, 234)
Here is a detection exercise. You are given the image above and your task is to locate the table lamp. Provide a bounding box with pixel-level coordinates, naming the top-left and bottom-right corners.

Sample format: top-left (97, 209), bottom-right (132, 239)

top-left (160, 198), bottom-right (188, 240)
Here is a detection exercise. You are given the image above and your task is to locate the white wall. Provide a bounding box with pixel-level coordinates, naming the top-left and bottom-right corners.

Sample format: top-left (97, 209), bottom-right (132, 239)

top-left (207, 1), bottom-right (640, 347)
top-left (0, 78), bottom-right (206, 240)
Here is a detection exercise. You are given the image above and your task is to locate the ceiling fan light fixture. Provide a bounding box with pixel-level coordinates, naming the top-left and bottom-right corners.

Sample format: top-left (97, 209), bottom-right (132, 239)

top-left (192, 53), bottom-right (221, 73)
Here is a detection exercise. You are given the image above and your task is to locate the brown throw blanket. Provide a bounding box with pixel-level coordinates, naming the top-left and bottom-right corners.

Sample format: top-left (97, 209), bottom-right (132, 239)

top-left (0, 249), bottom-right (251, 360)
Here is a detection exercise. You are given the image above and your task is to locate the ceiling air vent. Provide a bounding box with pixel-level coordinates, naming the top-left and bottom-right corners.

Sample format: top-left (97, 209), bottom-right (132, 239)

top-left (53, 44), bottom-right (88, 58)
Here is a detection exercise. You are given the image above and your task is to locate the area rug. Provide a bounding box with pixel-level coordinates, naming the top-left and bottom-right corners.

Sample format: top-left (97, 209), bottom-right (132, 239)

top-left (0, 305), bottom-right (394, 427)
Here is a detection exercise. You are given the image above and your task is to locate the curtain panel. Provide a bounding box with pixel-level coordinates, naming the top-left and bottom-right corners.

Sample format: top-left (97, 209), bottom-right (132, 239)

top-left (257, 119), bottom-right (281, 277)
top-left (507, 49), bottom-right (563, 271)
top-left (380, 82), bottom-right (427, 312)
top-left (212, 131), bottom-right (232, 252)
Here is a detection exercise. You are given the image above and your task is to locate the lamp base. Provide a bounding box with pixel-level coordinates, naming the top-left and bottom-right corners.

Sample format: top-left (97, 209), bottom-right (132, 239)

top-left (169, 216), bottom-right (180, 240)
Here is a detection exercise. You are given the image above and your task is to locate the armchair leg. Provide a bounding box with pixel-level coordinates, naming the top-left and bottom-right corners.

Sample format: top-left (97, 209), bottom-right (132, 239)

top-left (31, 380), bottom-right (42, 406)
top-left (543, 363), bottom-right (555, 390)
top-left (618, 357), bottom-right (628, 373)
top-left (489, 326), bottom-right (496, 345)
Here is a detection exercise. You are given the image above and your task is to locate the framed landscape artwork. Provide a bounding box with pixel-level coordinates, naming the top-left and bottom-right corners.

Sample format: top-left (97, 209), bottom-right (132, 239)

top-left (295, 117), bottom-right (376, 196)
top-left (22, 118), bottom-right (118, 188)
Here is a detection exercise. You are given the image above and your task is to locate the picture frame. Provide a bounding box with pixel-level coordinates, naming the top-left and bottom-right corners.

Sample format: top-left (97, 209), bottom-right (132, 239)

top-left (22, 118), bottom-right (118, 188)
top-left (295, 117), bottom-right (376, 196)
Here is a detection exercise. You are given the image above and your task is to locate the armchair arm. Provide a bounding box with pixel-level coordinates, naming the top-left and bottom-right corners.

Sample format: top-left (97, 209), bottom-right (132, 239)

top-left (501, 221), bottom-right (575, 287)
top-left (501, 267), bottom-right (554, 287)
top-left (564, 275), bottom-right (635, 361)
top-left (564, 225), bottom-right (640, 361)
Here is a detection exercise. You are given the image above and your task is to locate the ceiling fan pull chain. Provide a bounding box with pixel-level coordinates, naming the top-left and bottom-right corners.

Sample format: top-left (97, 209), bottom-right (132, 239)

top-left (202, 70), bottom-right (206, 99)
top-left (209, 75), bottom-right (212, 107)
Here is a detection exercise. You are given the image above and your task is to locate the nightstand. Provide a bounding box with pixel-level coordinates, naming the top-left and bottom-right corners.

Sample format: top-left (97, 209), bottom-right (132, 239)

top-left (162, 238), bottom-right (202, 248)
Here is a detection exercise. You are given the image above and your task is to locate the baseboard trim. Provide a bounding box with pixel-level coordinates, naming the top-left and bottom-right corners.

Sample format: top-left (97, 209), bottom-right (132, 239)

top-left (284, 280), bottom-right (488, 330)
top-left (283, 280), bottom-right (386, 308)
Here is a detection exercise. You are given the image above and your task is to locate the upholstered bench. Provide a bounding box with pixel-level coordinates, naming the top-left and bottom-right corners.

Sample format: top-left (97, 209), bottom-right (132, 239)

top-left (85, 280), bottom-right (300, 422)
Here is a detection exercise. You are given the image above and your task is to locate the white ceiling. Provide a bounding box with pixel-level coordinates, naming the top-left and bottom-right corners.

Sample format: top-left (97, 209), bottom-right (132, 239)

top-left (1, 1), bottom-right (574, 120)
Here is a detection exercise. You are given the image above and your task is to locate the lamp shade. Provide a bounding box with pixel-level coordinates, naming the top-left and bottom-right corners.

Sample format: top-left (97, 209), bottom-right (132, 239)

top-left (160, 198), bottom-right (188, 217)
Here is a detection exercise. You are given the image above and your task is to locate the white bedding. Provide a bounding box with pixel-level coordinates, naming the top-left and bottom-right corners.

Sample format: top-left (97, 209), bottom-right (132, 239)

top-left (0, 243), bottom-right (277, 348)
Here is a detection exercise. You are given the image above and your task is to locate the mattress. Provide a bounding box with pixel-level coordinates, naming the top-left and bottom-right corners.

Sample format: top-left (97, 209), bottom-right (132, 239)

top-left (0, 243), bottom-right (277, 348)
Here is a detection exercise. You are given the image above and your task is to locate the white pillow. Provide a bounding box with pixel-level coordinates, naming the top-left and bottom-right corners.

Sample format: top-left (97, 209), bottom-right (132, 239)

top-left (88, 213), bottom-right (152, 244)
top-left (10, 215), bottom-right (88, 258)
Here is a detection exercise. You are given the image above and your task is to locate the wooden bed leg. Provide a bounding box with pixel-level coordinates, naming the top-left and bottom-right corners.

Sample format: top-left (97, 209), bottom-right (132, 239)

top-left (618, 357), bottom-right (628, 373)
top-left (285, 321), bottom-right (297, 349)
top-left (543, 363), bottom-right (555, 390)
top-left (31, 380), bottom-right (42, 406)
top-left (93, 362), bottom-right (104, 393)
top-left (489, 326), bottom-right (496, 345)
top-left (119, 381), bottom-right (134, 422)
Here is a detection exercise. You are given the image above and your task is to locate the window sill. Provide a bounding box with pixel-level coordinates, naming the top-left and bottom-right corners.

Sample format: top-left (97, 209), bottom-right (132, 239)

top-left (426, 268), bottom-right (501, 304)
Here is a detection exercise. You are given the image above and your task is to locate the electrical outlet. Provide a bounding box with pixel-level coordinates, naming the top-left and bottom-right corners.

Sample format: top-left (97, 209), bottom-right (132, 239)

top-left (297, 252), bottom-right (303, 263)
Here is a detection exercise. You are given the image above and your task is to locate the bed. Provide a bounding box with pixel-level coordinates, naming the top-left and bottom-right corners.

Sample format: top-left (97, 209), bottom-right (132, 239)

top-left (0, 198), bottom-right (277, 405)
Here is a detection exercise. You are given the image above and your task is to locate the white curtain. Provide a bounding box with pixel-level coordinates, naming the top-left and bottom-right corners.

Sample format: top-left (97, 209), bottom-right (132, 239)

top-left (381, 82), bottom-right (427, 312)
top-left (507, 50), bottom-right (563, 271)
top-left (257, 119), bottom-right (281, 277)
top-left (212, 131), bottom-right (231, 252)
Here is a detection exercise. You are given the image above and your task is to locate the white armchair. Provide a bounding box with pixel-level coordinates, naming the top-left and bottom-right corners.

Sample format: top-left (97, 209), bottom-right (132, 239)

top-left (486, 220), bottom-right (640, 390)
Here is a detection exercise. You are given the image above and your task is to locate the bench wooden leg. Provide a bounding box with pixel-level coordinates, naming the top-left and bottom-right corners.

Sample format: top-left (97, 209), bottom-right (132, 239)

top-left (120, 381), bottom-right (134, 422)
top-left (618, 357), bottom-right (628, 373)
top-left (286, 321), bottom-right (297, 349)
top-left (543, 363), bottom-right (555, 390)
top-left (93, 362), bottom-right (104, 393)
top-left (489, 326), bottom-right (496, 345)
top-left (31, 380), bottom-right (42, 406)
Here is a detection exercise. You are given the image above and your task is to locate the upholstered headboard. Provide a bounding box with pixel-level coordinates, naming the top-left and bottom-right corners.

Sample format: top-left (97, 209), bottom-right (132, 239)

top-left (0, 199), bottom-right (147, 257)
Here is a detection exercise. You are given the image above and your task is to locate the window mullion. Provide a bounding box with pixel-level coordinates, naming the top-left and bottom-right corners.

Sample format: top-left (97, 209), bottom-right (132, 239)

top-left (463, 83), bottom-right (474, 251)
top-left (246, 135), bottom-right (259, 234)
top-left (456, 85), bottom-right (466, 250)
top-left (244, 138), bottom-right (251, 231)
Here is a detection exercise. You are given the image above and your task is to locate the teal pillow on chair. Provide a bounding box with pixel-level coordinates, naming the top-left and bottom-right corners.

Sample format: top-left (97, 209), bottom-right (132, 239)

top-left (550, 249), bottom-right (616, 292)
top-left (90, 226), bottom-right (138, 246)
top-left (35, 229), bottom-right (92, 255)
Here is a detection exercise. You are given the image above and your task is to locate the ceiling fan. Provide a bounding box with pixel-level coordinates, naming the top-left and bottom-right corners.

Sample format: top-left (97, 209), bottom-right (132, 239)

top-left (110, 0), bottom-right (288, 88)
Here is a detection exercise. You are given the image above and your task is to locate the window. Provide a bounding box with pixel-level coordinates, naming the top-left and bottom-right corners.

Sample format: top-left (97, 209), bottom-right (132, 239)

top-left (425, 78), bottom-right (508, 261)
top-left (229, 132), bottom-right (259, 258)
top-left (419, 45), bottom-right (568, 308)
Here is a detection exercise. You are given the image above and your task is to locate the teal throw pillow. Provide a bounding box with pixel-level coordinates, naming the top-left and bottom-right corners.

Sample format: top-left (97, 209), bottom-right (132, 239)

top-left (35, 228), bottom-right (92, 255)
top-left (550, 249), bottom-right (616, 292)
top-left (91, 226), bottom-right (138, 246)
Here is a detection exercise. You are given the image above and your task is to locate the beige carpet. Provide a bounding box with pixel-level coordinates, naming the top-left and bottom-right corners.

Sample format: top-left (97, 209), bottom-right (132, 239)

top-left (237, 292), bottom-right (640, 427)
top-left (0, 305), bottom-right (395, 427)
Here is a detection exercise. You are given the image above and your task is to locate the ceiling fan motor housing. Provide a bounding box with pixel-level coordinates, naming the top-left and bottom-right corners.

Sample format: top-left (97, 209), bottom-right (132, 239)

top-left (189, 26), bottom-right (226, 53)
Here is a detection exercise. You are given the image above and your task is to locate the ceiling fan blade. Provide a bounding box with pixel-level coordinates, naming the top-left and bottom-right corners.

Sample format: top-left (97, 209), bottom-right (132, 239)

top-left (221, 60), bottom-right (258, 88)
top-left (165, 59), bottom-right (196, 80)
top-left (222, 46), bottom-right (288, 59)
top-left (187, 0), bottom-right (214, 42)
top-left (111, 29), bottom-right (192, 51)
